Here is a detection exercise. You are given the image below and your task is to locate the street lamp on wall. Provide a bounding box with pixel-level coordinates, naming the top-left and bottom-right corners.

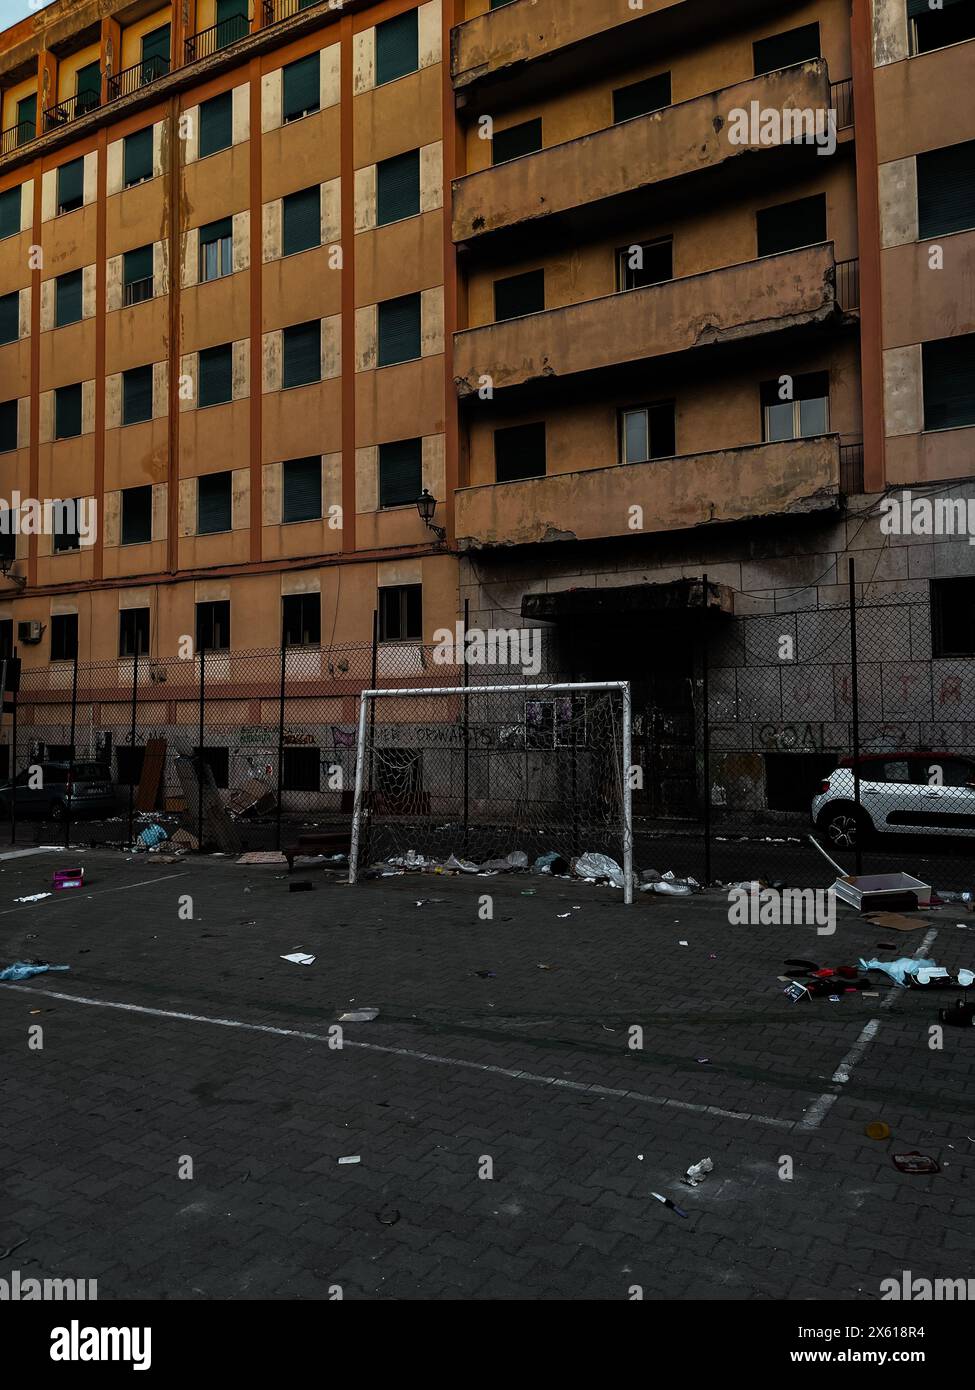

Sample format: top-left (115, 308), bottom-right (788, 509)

top-left (415, 489), bottom-right (446, 543)
top-left (0, 555), bottom-right (26, 590)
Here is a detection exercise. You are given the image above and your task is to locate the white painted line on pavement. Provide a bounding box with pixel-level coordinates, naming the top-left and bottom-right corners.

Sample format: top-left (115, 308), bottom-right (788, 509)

top-left (0, 983), bottom-right (797, 1130)
top-left (0, 871), bottom-right (187, 916)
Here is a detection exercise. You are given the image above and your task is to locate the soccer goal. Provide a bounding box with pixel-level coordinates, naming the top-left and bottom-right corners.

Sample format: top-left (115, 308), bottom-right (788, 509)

top-left (349, 681), bottom-right (633, 903)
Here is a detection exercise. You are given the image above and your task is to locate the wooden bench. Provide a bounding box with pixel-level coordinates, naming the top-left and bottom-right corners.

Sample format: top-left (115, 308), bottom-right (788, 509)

top-left (284, 828), bottom-right (352, 873)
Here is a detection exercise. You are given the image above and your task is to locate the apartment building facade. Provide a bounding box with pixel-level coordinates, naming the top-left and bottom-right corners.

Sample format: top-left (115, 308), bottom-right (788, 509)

top-left (0, 0), bottom-right (973, 818)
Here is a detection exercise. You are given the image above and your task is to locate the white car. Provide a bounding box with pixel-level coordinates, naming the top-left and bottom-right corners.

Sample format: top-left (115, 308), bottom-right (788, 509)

top-left (811, 752), bottom-right (975, 848)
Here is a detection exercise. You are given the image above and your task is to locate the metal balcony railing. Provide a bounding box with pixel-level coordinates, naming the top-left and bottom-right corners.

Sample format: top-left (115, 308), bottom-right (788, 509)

top-left (830, 78), bottom-right (854, 130)
top-left (123, 278), bottom-right (154, 308)
top-left (0, 120), bottom-right (35, 156)
top-left (263, 0), bottom-right (318, 22)
top-left (836, 258), bottom-right (860, 312)
top-left (43, 89), bottom-right (100, 133)
top-left (107, 53), bottom-right (171, 104)
top-left (839, 437), bottom-right (865, 494)
top-left (184, 12), bottom-right (250, 63)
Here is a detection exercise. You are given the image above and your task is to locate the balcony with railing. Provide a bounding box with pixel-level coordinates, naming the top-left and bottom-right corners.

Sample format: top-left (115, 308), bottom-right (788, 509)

top-left (107, 53), bottom-right (171, 103)
top-left (263, 0), bottom-right (319, 23)
top-left (184, 12), bottom-right (250, 64)
top-left (0, 119), bottom-right (36, 157)
top-left (43, 88), bottom-right (100, 134)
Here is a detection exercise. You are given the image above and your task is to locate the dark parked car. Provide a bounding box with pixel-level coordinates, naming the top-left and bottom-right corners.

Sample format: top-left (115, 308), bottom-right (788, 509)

top-left (0, 761), bottom-right (117, 822)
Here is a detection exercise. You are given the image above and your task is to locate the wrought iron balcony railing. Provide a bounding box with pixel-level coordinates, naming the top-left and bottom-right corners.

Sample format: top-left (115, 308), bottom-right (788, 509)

top-left (107, 53), bottom-right (171, 104)
top-left (43, 89), bottom-right (100, 134)
top-left (184, 13), bottom-right (250, 63)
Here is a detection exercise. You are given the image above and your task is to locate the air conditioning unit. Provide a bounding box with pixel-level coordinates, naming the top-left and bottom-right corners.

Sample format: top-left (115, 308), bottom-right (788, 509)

top-left (17, 620), bottom-right (43, 644)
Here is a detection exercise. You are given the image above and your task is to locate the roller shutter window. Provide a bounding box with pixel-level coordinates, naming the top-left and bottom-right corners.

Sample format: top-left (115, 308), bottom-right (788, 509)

top-left (910, 0), bottom-right (974, 54)
top-left (613, 71), bottom-right (671, 124)
top-left (199, 91), bottom-right (233, 158)
top-left (75, 60), bottom-right (101, 115)
top-left (282, 186), bottom-right (320, 256)
top-left (123, 244), bottom-right (154, 305)
top-left (0, 187), bottom-right (20, 240)
top-left (282, 321), bottom-right (321, 389)
top-left (492, 118), bottom-right (542, 165)
top-left (121, 485), bottom-right (153, 544)
top-left (923, 333), bottom-right (975, 431)
top-left (376, 10), bottom-right (419, 87)
top-left (918, 139), bottom-right (975, 239)
top-left (198, 344), bottom-right (233, 407)
top-left (493, 269), bottom-right (545, 322)
top-left (378, 293), bottom-right (421, 367)
top-left (140, 23), bottom-right (171, 81)
top-left (124, 126), bottom-right (153, 188)
top-left (0, 400), bottom-right (17, 453)
top-left (55, 383), bottom-right (83, 439)
top-left (379, 438), bottom-right (422, 508)
top-left (0, 290), bottom-right (19, 344)
top-left (16, 94), bottom-right (36, 146)
top-left (377, 149), bottom-right (420, 226)
top-left (197, 471), bottom-right (233, 534)
top-left (282, 457), bottom-right (322, 522)
top-left (494, 422), bottom-right (546, 482)
top-left (283, 53), bottom-right (320, 122)
top-left (57, 158), bottom-right (84, 215)
top-left (55, 269), bottom-right (83, 327)
top-left (122, 365), bottom-right (153, 426)
top-left (216, 0), bottom-right (249, 49)
top-left (756, 193), bottom-right (827, 257)
top-left (753, 22), bottom-right (820, 76)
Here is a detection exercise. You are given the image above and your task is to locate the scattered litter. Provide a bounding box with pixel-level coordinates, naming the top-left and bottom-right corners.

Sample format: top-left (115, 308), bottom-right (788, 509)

top-left (784, 981), bottom-right (810, 1003)
top-left (859, 957), bottom-right (937, 988)
top-left (473, 970), bottom-right (496, 979)
top-left (866, 1122), bottom-right (891, 1141)
top-left (289, 881), bottom-right (313, 893)
top-left (136, 824), bottom-right (168, 849)
top-left (236, 851), bottom-right (284, 865)
top-left (0, 962), bottom-right (69, 981)
top-left (14, 892), bottom-right (51, 904)
top-left (573, 852), bottom-right (624, 888)
top-left (505, 851), bottom-right (529, 870)
top-left (645, 879), bottom-right (697, 897)
top-left (536, 963), bottom-right (560, 971)
top-left (892, 1152), bottom-right (940, 1175)
top-left (520, 890), bottom-right (536, 897)
top-left (337, 1156), bottom-right (360, 1165)
top-left (171, 829), bottom-right (200, 851)
top-left (280, 952), bottom-right (316, 966)
top-left (640, 869), bottom-right (662, 884)
top-left (444, 854), bottom-right (479, 874)
top-left (864, 911), bottom-right (927, 933)
top-left (533, 851), bottom-right (569, 876)
top-left (696, 1057), bottom-right (711, 1065)
top-left (650, 1191), bottom-right (688, 1219)
top-left (557, 913), bottom-right (571, 919)
top-left (52, 868), bottom-right (84, 891)
top-left (337, 1008), bottom-right (379, 1022)
top-left (683, 1158), bottom-right (713, 1188)
top-left (376, 1208), bottom-right (400, 1226)
top-left (678, 940), bottom-right (689, 947)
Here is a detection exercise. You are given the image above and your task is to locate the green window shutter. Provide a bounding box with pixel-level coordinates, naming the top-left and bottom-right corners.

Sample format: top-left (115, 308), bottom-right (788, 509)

top-left (0, 291), bottom-right (19, 344)
top-left (282, 321), bottom-right (321, 388)
top-left (0, 400), bottom-right (17, 453)
top-left (124, 127), bottom-right (153, 187)
top-left (376, 10), bottom-right (418, 86)
top-left (613, 71), bottom-right (671, 124)
top-left (492, 118), bottom-right (542, 165)
top-left (378, 293), bottom-right (421, 367)
top-left (494, 269), bottom-right (544, 322)
top-left (216, 0), bottom-right (248, 47)
top-left (55, 384), bottom-right (83, 439)
top-left (908, 0), bottom-right (963, 14)
top-left (55, 270), bottom-right (83, 327)
top-left (282, 186), bottom-right (320, 256)
top-left (76, 60), bottom-right (101, 112)
top-left (283, 54), bottom-right (320, 122)
top-left (57, 158), bottom-right (84, 213)
top-left (494, 422), bottom-right (546, 482)
top-left (379, 438), bottom-right (422, 508)
top-left (0, 187), bottom-right (20, 240)
top-left (377, 149), bottom-right (420, 226)
top-left (141, 23), bottom-right (171, 67)
top-left (923, 334), bottom-right (975, 431)
top-left (16, 95), bottom-right (36, 145)
top-left (756, 193), bottom-right (826, 256)
top-left (918, 140), bottom-right (975, 238)
top-left (282, 457), bottom-right (322, 522)
top-left (197, 472), bottom-right (233, 533)
top-left (199, 92), bottom-right (233, 158)
top-left (753, 22), bottom-right (820, 75)
top-left (122, 365), bottom-right (153, 425)
top-left (121, 485), bottom-right (153, 544)
top-left (198, 345), bottom-right (233, 406)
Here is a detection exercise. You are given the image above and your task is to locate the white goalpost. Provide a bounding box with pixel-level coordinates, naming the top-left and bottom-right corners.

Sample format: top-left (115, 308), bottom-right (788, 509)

top-left (349, 681), bottom-right (633, 904)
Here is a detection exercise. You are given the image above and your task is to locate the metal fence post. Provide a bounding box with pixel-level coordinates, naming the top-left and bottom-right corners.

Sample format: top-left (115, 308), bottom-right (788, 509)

top-left (197, 644), bottom-right (205, 851)
top-left (275, 640), bottom-right (286, 851)
top-left (127, 645), bottom-right (138, 848)
top-left (64, 652), bottom-right (78, 850)
top-left (7, 652), bottom-right (16, 846)
top-left (848, 557), bottom-right (863, 876)
top-left (701, 573), bottom-right (712, 887)
top-left (462, 597), bottom-right (470, 851)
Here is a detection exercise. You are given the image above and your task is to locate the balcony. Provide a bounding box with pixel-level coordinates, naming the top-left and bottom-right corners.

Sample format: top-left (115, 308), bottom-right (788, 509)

top-left (43, 89), bottom-right (100, 134)
top-left (184, 13), bottom-right (250, 64)
top-left (454, 243), bottom-right (843, 399)
top-left (107, 53), bottom-right (171, 103)
top-left (0, 119), bottom-right (35, 157)
top-left (453, 61), bottom-right (832, 244)
top-left (455, 437), bottom-right (841, 551)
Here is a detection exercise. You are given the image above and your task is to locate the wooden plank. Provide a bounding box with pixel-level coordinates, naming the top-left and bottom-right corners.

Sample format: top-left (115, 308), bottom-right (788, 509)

top-left (135, 738), bottom-right (166, 812)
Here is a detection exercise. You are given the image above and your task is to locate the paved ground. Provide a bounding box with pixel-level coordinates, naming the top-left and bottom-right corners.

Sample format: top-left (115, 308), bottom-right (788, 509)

top-left (1, 846), bottom-right (974, 1301)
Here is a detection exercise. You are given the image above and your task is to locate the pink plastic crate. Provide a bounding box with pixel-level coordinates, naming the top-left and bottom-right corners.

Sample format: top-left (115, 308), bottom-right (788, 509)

top-left (52, 868), bottom-right (84, 891)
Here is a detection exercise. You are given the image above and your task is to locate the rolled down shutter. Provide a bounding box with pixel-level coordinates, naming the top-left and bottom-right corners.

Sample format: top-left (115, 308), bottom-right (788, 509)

top-left (199, 92), bottom-right (233, 158)
top-left (0, 400), bottom-right (17, 453)
top-left (282, 457), bottom-right (322, 522)
top-left (199, 345), bottom-right (233, 406)
top-left (141, 23), bottom-right (171, 68)
top-left (379, 438), bottom-right (422, 507)
top-left (753, 22), bottom-right (820, 75)
top-left (378, 294), bottom-right (421, 366)
top-left (0, 291), bottom-right (19, 344)
top-left (908, 0), bottom-right (963, 12)
top-left (492, 118), bottom-right (542, 165)
top-left (918, 140), bottom-right (975, 238)
top-left (0, 188), bottom-right (20, 239)
top-left (76, 61), bottom-right (101, 111)
top-left (55, 384), bottom-right (83, 439)
top-left (283, 54), bottom-right (320, 121)
top-left (282, 321), bottom-right (321, 388)
top-left (56, 270), bottom-right (83, 326)
top-left (216, 0), bottom-right (248, 46)
top-left (197, 472), bottom-right (232, 533)
top-left (123, 243), bottom-right (153, 290)
top-left (283, 187), bottom-right (320, 255)
top-left (377, 150), bottom-right (420, 226)
top-left (124, 127), bottom-right (153, 187)
top-left (376, 10), bottom-right (418, 86)
top-left (122, 365), bottom-right (153, 425)
top-left (57, 158), bottom-right (84, 211)
top-left (16, 95), bottom-right (36, 144)
top-left (923, 334), bottom-right (975, 431)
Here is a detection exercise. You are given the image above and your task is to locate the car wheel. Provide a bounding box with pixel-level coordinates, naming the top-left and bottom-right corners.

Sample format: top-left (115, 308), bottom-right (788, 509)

top-left (821, 806), bottom-right (866, 850)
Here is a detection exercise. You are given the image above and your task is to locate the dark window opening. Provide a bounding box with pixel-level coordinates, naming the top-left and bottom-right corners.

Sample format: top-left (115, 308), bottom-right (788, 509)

top-left (283, 746), bottom-right (320, 791)
top-left (282, 320), bottom-right (321, 389)
top-left (122, 365), bottom-right (153, 426)
top-left (123, 244), bottom-right (154, 306)
top-left (196, 599), bottom-right (231, 651)
top-left (199, 217), bottom-right (233, 282)
top-left (282, 186), bottom-right (320, 256)
top-left (57, 158), bottom-right (84, 215)
top-left (283, 52), bottom-right (320, 122)
top-left (198, 344), bottom-right (233, 407)
top-left (199, 91), bottom-right (233, 159)
top-left (616, 238), bottom-right (673, 290)
top-left (756, 193), bottom-right (827, 257)
top-left (613, 71), bottom-right (671, 124)
top-left (119, 607), bottom-right (150, 657)
top-left (0, 400), bottom-right (17, 454)
top-left (494, 422), bottom-right (546, 482)
top-left (124, 127), bottom-right (153, 188)
top-left (55, 269), bottom-right (83, 327)
top-left (378, 583), bottom-right (422, 642)
top-left (50, 613), bottom-right (78, 661)
top-left (494, 269), bottom-right (545, 322)
top-left (55, 384), bottom-right (83, 440)
top-left (282, 592), bottom-right (321, 646)
top-left (761, 371), bottom-right (830, 441)
top-left (753, 22), bottom-right (820, 75)
top-left (0, 186), bottom-right (20, 240)
top-left (911, 0), bottom-right (975, 55)
top-left (620, 401), bottom-right (676, 463)
top-left (197, 471), bottom-right (233, 534)
top-left (121, 485), bottom-right (153, 545)
top-left (0, 290), bottom-right (17, 344)
top-left (52, 499), bottom-right (81, 553)
top-left (492, 118), bottom-right (542, 165)
top-left (932, 577), bottom-right (975, 657)
top-left (116, 745), bottom-right (145, 787)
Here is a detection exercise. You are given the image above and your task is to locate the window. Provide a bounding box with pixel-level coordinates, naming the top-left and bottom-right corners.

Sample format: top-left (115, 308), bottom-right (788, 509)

top-left (282, 592), bottom-right (321, 646)
top-left (492, 118), bottom-right (542, 165)
top-left (376, 9), bottom-right (418, 86)
top-left (140, 23), bottom-right (171, 79)
top-left (0, 187), bottom-right (20, 240)
top-left (910, 0), bottom-right (975, 55)
top-left (494, 269), bottom-right (545, 322)
top-left (55, 269), bottom-right (83, 328)
top-left (762, 371), bottom-right (830, 441)
top-left (918, 139), bottom-right (975, 239)
top-left (198, 344), bottom-right (233, 407)
top-left (378, 293), bottom-right (421, 367)
top-left (16, 94), bottom-right (36, 147)
top-left (282, 457), bottom-right (322, 523)
top-left (616, 238), bottom-right (673, 290)
top-left (194, 746), bottom-right (229, 788)
top-left (282, 186), bottom-right (320, 256)
top-left (753, 23), bottom-right (820, 75)
top-left (283, 53), bottom-right (320, 122)
top-left (75, 61), bottom-right (101, 116)
top-left (52, 499), bottom-right (81, 553)
top-left (123, 244), bottom-right (154, 306)
top-left (50, 613), bottom-right (78, 661)
top-left (120, 606), bottom-right (149, 657)
top-left (379, 438), bottom-right (422, 508)
top-left (377, 149), bottom-right (420, 226)
top-left (283, 747), bottom-right (319, 792)
top-left (0, 400), bottom-right (17, 453)
top-left (0, 521), bottom-right (13, 563)
top-left (123, 127), bottom-right (153, 188)
top-left (199, 91), bottom-right (233, 159)
top-left (0, 618), bottom-right (11, 659)
top-left (756, 193), bottom-right (827, 257)
top-left (55, 384), bottom-right (83, 439)
top-left (613, 71), bottom-right (671, 124)
top-left (621, 402), bottom-right (676, 463)
top-left (197, 472), bottom-right (233, 534)
top-left (0, 290), bottom-right (19, 344)
top-left (122, 366), bottom-right (153, 427)
top-left (121, 485), bottom-right (152, 545)
top-left (199, 217), bottom-right (233, 281)
top-left (216, 0), bottom-right (248, 49)
top-left (494, 422), bottom-right (546, 482)
top-left (282, 321), bottom-right (321, 388)
top-left (379, 583), bottom-right (421, 641)
top-left (57, 158), bottom-right (84, 216)
top-left (923, 333), bottom-right (975, 431)
top-left (196, 599), bottom-right (230, 651)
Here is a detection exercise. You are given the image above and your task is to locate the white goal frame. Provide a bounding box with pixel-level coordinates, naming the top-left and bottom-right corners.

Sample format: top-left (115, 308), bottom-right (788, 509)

top-left (349, 681), bottom-right (633, 903)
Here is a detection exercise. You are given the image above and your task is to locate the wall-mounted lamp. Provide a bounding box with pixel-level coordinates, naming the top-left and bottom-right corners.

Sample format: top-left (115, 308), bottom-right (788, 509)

top-left (415, 489), bottom-right (446, 543)
top-left (0, 555), bottom-right (26, 590)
